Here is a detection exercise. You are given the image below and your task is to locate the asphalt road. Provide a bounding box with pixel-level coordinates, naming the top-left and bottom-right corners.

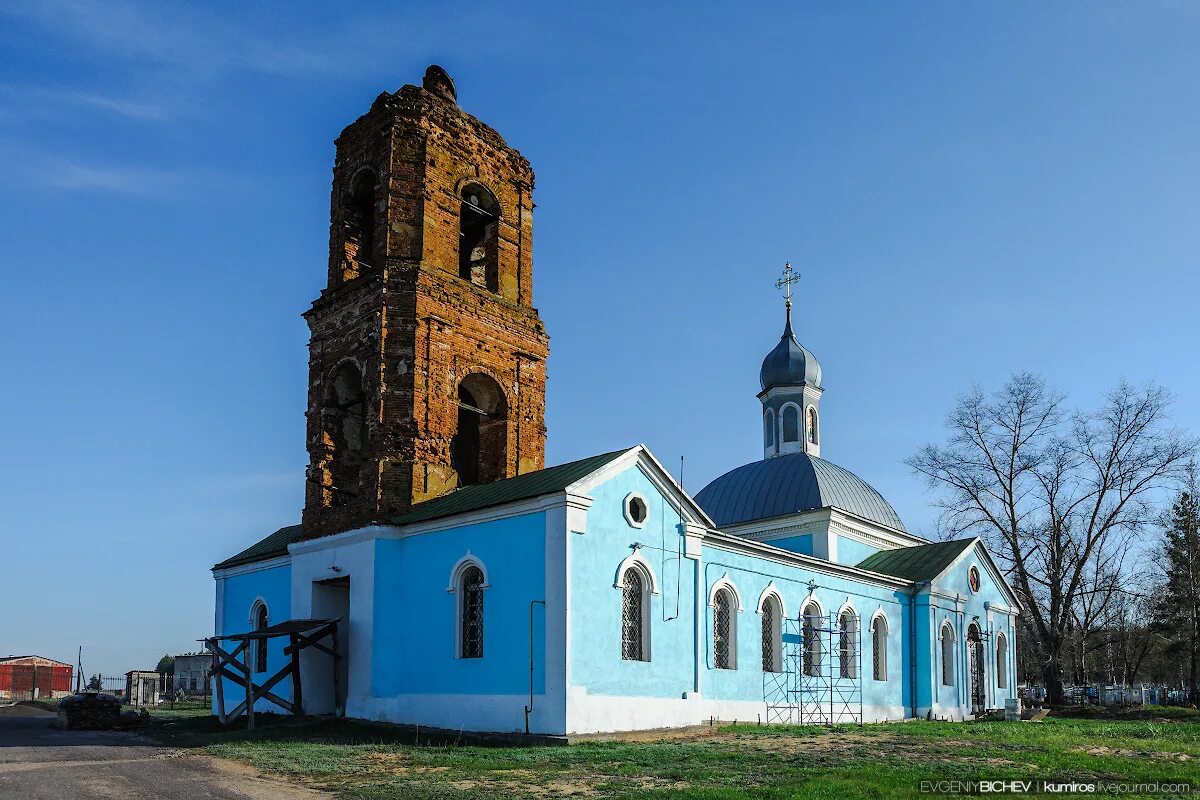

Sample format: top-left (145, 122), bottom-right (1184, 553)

top-left (0, 705), bottom-right (324, 800)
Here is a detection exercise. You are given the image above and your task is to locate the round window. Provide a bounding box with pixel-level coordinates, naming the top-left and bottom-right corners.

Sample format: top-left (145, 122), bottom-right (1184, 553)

top-left (968, 565), bottom-right (981, 593)
top-left (624, 493), bottom-right (648, 527)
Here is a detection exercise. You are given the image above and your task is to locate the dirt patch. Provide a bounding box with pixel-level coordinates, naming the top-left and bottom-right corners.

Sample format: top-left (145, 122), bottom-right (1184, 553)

top-left (1076, 746), bottom-right (1193, 762)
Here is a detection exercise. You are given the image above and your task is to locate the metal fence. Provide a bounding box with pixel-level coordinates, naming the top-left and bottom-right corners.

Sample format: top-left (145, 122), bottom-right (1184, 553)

top-left (74, 672), bottom-right (212, 707)
top-left (1021, 683), bottom-right (1192, 707)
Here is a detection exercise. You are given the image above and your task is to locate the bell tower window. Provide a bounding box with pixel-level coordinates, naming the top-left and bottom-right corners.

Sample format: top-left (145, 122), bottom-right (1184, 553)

top-left (807, 407), bottom-right (819, 446)
top-left (450, 373), bottom-right (508, 487)
top-left (320, 362), bottom-right (367, 507)
top-left (782, 405), bottom-right (800, 443)
top-left (341, 170), bottom-right (377, 283)
top-left (458, 183), bottom-right (499, 292)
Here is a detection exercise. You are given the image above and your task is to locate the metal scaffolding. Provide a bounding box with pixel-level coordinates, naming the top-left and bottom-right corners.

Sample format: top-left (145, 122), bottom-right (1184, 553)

top-left (765, 613), bottom-right (862, 725)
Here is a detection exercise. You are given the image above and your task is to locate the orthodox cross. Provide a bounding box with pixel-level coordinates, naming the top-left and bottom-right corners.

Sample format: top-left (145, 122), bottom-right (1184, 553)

top-left (774, 262), bottom-right (800, 308)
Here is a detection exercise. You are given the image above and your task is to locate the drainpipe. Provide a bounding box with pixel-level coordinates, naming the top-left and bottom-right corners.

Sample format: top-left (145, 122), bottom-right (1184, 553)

top-left (523, 599), bottom-right (545, 735)
top-left (909, 581), bottom-right (929, 719)
top-left (694, 555), bottom-right (703, 698)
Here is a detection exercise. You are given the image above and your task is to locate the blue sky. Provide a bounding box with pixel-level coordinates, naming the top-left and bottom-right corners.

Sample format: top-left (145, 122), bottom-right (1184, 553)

top-left (2, 1), bottom-right (1198, 677)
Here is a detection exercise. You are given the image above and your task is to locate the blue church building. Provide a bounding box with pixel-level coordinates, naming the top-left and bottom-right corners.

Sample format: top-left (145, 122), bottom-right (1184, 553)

top-left (212, 67), bottom-right (1019, 735)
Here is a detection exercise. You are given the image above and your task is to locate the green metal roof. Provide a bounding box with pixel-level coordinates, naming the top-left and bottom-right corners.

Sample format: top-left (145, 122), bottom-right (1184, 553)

top-left (213, 524), bottom-right (303, 570)
top-left (391, 448), bottom-right (630, 525)
top-left (855, 538), bottom-right (976, 582)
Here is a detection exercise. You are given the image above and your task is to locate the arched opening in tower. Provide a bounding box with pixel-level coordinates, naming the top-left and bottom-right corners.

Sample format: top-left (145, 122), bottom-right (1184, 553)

top-left (342, 170), bottom-right (376, 282)
top-left (320, 362), bottom-right (367, 506)
top-left (458, 183), bottom-right (499, 292)
top-left (451, 373), bottom-right (508, 487)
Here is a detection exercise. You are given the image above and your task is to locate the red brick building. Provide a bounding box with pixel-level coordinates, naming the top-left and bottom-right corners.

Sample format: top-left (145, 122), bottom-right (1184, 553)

top-left (0, 655), bottom-right (73, 699)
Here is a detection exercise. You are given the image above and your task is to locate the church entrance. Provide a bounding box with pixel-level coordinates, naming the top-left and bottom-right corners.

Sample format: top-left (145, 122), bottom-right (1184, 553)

top-left (310, 577), bottom-right (350, 716)
top-left (968, 623), bottom-right (986, 715)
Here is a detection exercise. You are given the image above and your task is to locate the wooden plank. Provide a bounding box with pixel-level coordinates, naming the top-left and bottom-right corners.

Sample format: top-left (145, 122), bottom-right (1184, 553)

top-left (209, 642), bottom-right (250, 677)
top-left (207, 640), bottom-right (228, 725)
top-left (289, 632), bottom-right (304, 718)
top-left (243, 641), bottom-right (254, 731)
top-left (283, 622), bottom-right (340, 657)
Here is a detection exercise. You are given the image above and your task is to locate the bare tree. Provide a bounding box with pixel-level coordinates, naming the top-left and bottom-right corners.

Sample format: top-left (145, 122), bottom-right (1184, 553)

top-left (907, 373), bottom-right (1194, 704)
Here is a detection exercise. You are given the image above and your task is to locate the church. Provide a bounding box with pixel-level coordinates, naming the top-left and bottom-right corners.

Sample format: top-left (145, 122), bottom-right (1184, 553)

top-left (211, 66), bottom-right (1020, 735)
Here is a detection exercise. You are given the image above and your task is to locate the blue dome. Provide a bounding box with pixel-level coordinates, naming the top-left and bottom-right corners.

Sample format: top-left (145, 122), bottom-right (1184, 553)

top-left (759, 309), bottom-right (821, 391)
top-left (694, 452), bottom-right (906, 531)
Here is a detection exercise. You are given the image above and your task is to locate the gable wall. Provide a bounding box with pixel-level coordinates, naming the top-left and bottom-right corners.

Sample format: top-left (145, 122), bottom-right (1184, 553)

top-left (214, 562), bottom-right (293, 713)
top-left (919, 543), bottom-right (1018, 719)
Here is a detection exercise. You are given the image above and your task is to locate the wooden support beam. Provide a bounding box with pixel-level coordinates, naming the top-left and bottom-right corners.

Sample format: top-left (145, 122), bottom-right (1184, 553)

top-left (289, 632), bottom-right (304, 718)
top-left (243, 641), bottom-right (254, 731)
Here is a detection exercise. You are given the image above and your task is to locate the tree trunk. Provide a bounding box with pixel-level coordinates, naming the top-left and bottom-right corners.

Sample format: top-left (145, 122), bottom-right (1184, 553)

top-left (1042, 660), bottom-right (1065, 705)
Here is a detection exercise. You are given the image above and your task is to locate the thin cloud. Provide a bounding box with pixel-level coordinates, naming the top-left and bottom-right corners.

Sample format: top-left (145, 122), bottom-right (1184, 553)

top-left (3, 0), bottom-right (342, 77)
top-left (0, 84), bottom-right (181, 123)
top-left (0, 146), bottom-right (227, 198)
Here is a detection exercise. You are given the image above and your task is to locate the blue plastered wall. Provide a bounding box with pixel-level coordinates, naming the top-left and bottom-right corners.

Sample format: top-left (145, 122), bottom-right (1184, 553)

top-left (568, 462), bottom-right (914, 720)
top-left (214, 562), bottom-right (292, 713)
top-left (835, 535), bottom-right (881, 566)
top-left (698, 543), bottom-right (911, 716)
top-left (919, 543), bottom-right (1018, 718)
top-left (569, 465), bottom-right (695, 700)
top-left (371, 512), bottom-right (547, 700)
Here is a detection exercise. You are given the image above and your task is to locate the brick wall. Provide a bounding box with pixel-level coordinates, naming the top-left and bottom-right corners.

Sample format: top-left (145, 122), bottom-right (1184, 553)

top-left (301, 67), bottom-right (548, 539)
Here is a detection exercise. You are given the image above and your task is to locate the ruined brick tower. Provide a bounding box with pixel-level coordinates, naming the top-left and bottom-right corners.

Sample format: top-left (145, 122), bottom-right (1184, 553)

top-left (301, 65), bottom-right (549, 538)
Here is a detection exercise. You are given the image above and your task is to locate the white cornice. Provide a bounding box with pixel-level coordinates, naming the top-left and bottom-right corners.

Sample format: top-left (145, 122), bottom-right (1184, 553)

top-left (699, 528), bottom-right (912, 589)
top-left (289, 524), bottom-right (395, 555)
top-left (393, 493), bottom-right (573, 537)
top-left (212, 554), bottom-right (291, 580)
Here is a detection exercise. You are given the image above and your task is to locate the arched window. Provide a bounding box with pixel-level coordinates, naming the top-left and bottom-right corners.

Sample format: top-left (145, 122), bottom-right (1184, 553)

top-left (838, 609), bottom-right (858, 679)
top-left (806, 407), bottom-right (819, 446)
top-left (802, 601), bottom-right (823, 677)
top-left (940, 623), bottom-right (956, 686)
top-left (252, 602), bottom-right (269, 673)
top-left (451, 373), bottom-right (508, 487)
top-left (341, 170), bottom-right (376, 282)
top-left (782, 405), bottom-right (800, 443)
top-left (458, 183), bottom-right (500, 292)
top-left (320, 362), bottom-right (366, 507)
top-left (761, 594), bottom-right (782, 673)
top-left (996, 632), bottom-right (1008, 689)
top-left (871, 614), bottom-right (888, 682)
top-left (713, 587), bottom-right (737, 669)
top-left (458, 565), bottom-right (485, 658)
top-left (763, 409), bottom-right (776, 452)
top-left (620, 565), bottom-right (650, 661)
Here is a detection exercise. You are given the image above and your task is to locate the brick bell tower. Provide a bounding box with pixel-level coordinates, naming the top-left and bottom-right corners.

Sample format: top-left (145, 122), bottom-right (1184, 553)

top-left (301, 65), bottom-right (549, 539)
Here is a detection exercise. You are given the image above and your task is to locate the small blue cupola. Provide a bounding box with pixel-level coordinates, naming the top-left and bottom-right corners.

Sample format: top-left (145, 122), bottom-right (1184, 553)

top-left (759, 264), bottom-right (823, 459)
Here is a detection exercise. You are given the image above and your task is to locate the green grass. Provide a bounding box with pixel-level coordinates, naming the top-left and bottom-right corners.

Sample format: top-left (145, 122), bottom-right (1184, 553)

top-left (142, 707), bottom-right (1200, 799)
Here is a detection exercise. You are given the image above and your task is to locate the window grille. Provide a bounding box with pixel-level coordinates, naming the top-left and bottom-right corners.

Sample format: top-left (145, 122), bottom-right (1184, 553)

top-left (713, 589), bottom-right (734, 669)
top-left (460, 566), bottom-right (485, 658)
top-left (838, 611), bottom-right (857, 679)
top-left (253, 603), bottom-right (269, 673)
top-left (621, 569), bottom-right (645, 661)
top-left (802, 605), bottom-right (822, 677)
top-left (872, 616), bottom-right (888, 681)
top-left (761, 596), bottom-right (781, 672)
top-left (941, 625), bottom-right (955, 686)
